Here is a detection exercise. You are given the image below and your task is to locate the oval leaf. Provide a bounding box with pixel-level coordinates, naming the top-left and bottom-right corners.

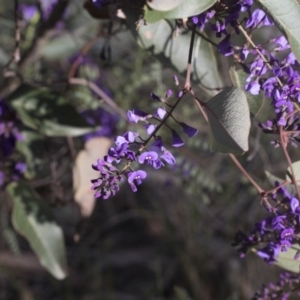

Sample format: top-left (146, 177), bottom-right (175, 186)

top-left (147, 0), bottom-right (185, 12)
top-left (7, 182), bottom-right (68, 279)
top-left (204, 87), bottom-right (250, 154)
top-left (136, 20), bottom-right (223, 92)
top-left (286, 160), bottom-right (300, 183)
top-left (229, 67), bottom-right (264, 116)
top-left (257, 0), bottom-right (300, 62)
top-left (144, 0), bottom-right (217, 23)
top-left (8, 85), bottom-right (96, 137)
top-left (275, 244), bottom-right (300, 273)
top-left (265, 170), bottom-right (300, 196)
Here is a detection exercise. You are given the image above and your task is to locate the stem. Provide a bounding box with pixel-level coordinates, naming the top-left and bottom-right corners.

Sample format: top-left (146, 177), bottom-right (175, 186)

top-left (185, 24), bottom-right (196, 89)
top-left (279, 126), bottom-right (300, 199)
top-left (229, 154), bottom-right (264, 194)
top-left (68, 77), bottom-right (127, 120)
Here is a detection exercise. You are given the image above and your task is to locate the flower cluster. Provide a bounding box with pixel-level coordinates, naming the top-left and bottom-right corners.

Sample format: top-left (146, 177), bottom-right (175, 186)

top-left (233, 184), bottom-right (300, 265)
top-left (253, 272), bottom-right (300, 300)
top-left (91, 90), bottom-right (198, 199)
top-left (192, 0), bottom-right (300, 136)
top-left (0, 100), bottom-right (26, 186)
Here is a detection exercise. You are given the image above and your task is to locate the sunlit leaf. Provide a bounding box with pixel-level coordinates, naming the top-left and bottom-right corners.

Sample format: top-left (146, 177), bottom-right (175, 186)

top-left (147, 0), bottom-right (185, 12)
top-left (275, 244), bottom-right (300, 273)
top-left (257, 0), bottom-right (300, 62)
top-left (229, 67), bottom-right (264, 116)
top-left (144, 0), bottom-right (217, 23)
top-left (8, 85), bottom-right (97, 137)
top-left (204, 87), bottom-right (250, 154)
top-left (286, 161), bottom-right (300, 182)
top-left (7, 182), bottom-right (68, 280)
top-left (73, 137), bottom-right (112, 217)
top-left (136, 20), bottom-right (223, 92)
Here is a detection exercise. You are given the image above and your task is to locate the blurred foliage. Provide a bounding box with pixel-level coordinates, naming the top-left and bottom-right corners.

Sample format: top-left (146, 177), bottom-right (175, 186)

top-left (0, 0), bottom-right (299, 300)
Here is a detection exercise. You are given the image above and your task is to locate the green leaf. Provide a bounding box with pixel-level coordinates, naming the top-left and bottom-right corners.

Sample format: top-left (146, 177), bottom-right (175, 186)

top-left (257, 0), bottom-right (300, 62)
top-left (174, 286), bottom-right (193, 300)
top-left (204, 87), bottom-right (250, 154)
top-left (8, 85), bottom-right (97, 137)
top-left (16, 130), bottom-right (46, 180)
top-left (144, 0), bottom-right (217, 23)
top-left (275, 244), bottom-right (300, 273)
top-left (136, 20), bottom-right (223, 91)
top-left (286, 161), bottom-right (300, 182)
top-left (41, 31), bottom-right (89, 60)
top-left (7, 182), bottom-right (68, 279)
top-left (265, 170), bottom-right (299, 195)
top-left (229, 67), bottom-right (264, 116)
top-left (147, 0), bottom-right (185, 11)
top-left (254, 245), bottom-right (300, 273)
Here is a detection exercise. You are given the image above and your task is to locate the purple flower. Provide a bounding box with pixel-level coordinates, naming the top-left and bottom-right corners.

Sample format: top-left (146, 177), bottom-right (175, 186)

top-left (123, 131), bottom-right (139, 143)
top-left (291, 197), bottom-right (299, 213)
top-left (156, 108), bottom-right (166, 120)
top-left (179, 122), bottom-right (198, 138)
top-left (245, 80), bottom-right (260, 95)
top-left (246, 9), bottom-right (273, 29)
top-left (128, 170), bottom-right (147, 192)
top-left (161, 149), bottom-right (176, 165)
top-left (145, 124), bottom-right (156, 135)
top-left (127, 110), bottom-right (150, 123)
top-left (281, 228), bottom-right (294, 240)
top-left (171, 130), bottom-right (184, 147)
top-left (218, 35), bottom-right (234, 56)
top-left (150, 92), bottom-right (162, 102)
top-left (138, 151), bottom-right (158, 165)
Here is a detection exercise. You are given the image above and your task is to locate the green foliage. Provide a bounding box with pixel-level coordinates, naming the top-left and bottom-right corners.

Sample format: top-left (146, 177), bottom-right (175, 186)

top-left (7, 182), bottom-right (68, 280)
top-left (147, 0), bottom-right (185, 12)
top-left (257, 0), bottom-right (300, 62)
top-left (286, 161), bottom-right (300, 182)
top-left (229, 67), bottom-right (264, 116)
top-left (174, 286), bottom-right (193, 300)
top-left (204, 87), bottom-right (250, 154)
top-left (8, 85), bottom-right (96, 137)
top-left (136, 20), bottom-right (223, 93)
top-left (144, 0), bottom-right (217, 23)
top-left (16, 130), bottom-right (46, 180)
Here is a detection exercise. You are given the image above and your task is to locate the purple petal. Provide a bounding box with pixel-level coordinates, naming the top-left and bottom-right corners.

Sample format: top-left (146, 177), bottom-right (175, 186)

top-left (157, 107), bottom-right (166, 120)
top-left (171, 130), bottom-right (184, 147)
top-left (161, 150), bottom-right (176, 165)
top-left (146, 124), bottom-right (156, 135)
top-left (138, 151), bottom-right (158, 164)
top-left (179, 122), bottom-right (198, 138)
top-left (128, 170), bottom-right (147, 184)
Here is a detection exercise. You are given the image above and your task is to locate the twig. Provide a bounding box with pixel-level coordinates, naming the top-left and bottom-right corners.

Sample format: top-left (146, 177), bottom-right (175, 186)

top-left (13, 0), bottom-right (21, 63)
top-left (68, 77), bottom-right (127, 120)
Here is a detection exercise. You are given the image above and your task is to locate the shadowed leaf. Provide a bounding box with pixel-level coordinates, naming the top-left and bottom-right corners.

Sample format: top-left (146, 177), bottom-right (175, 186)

top-left (204, 87), bottom-right (250, 154)
top-left (7, 182), bottom-right (68, 279)
top-left (257, 0), bottom-right (300, 62)
top-left (8, 85), bottom-right (97, 137)
top-left (229, 67), bottom-right (264, 116)
top-left (136, 20), bottom-right (223, 92)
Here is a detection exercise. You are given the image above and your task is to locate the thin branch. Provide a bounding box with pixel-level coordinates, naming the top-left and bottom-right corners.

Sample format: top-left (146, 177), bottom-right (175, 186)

top-left (279, 126), bottom-right (300, 199)
top-left (184, 24), bottom-right (196, 89)
top-left (68, 77), bottom-right (127, 120)
top-left (13, 0), bottom-right (21, 63)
